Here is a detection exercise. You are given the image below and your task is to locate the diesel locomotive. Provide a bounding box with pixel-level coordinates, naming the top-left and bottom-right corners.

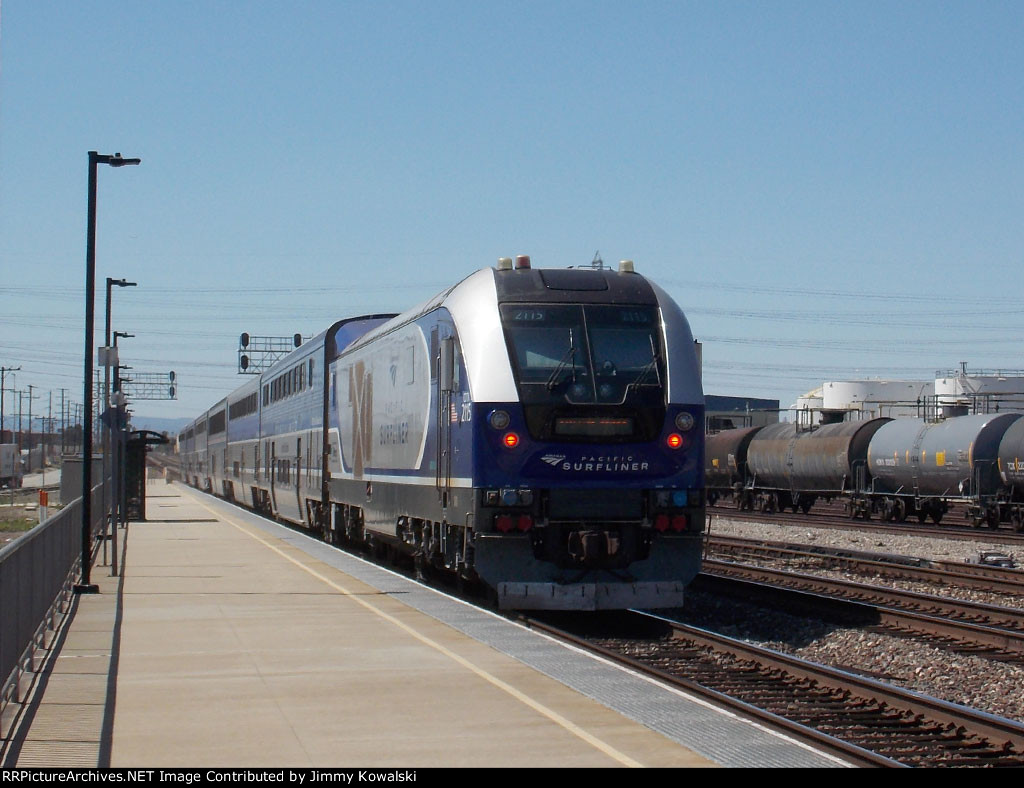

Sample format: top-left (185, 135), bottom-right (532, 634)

top-left (180, 257), bottom-right (706, 609)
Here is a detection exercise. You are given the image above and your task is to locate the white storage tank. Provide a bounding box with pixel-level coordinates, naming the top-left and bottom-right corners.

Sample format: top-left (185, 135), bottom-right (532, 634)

top-left (792, 387), bottom-right (824, 426)
top-left (935, 368), bottom-right (1024, 416)
top-left (821, 380), bottom-right (933, 419)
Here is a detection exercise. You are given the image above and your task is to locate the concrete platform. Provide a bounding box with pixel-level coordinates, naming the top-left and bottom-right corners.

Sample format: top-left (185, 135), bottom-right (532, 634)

top-left (1, 483), bottom-right (848, 768)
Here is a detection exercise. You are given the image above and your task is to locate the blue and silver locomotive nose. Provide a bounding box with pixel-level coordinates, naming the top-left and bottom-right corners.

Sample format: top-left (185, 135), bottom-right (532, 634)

top-left (461, 261), bottom-right (705, 609)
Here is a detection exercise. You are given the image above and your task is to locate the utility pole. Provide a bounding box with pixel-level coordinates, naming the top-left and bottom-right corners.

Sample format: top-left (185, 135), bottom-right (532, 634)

top-left (27, 384), bottom-right (36, 471)
top-left (47, 391), bottom-right (52, 477)
top-left (0, 365), bottom-right (21, 441)
top-left (60, 388), bottom-right (68, 454)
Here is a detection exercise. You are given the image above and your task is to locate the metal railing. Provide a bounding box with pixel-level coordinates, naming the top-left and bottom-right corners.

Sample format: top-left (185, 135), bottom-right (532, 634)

top-left (0, 482), bottom-right (107, 732)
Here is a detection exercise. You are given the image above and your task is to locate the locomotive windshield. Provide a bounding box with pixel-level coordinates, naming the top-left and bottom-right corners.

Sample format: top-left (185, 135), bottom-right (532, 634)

top-left (500, 303), bottom-right (666, 440)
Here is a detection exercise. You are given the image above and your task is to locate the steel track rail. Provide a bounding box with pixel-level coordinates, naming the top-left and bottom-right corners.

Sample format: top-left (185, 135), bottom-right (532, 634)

top-left (701, 558), bottom-right (1024, 638)
top-left (693, 570), bottom-right (1024, 663)
top-left (639, 612), bottom-right (1024, 758)
top-left (521, 614), bottom-right (901, 768)
top-left (525, 611), bottom-right (1024, 766)
top-left (705, 534), bottom-right (1024, 594)
top-left (710, 507), bottom-right (1024, 545)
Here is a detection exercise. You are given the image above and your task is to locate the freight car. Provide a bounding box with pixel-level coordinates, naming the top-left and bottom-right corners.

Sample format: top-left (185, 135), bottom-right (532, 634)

top-left (707, 418), bottom-right (890, 514)
top-left (707, 413), bottom-right (1024, 529)
top-left (0, 443), bottom-right (22, 489)
top-left (180, 257), bottom-right (706, 609)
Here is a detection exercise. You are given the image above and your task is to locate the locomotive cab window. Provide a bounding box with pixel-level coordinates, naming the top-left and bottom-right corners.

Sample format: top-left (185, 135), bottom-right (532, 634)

top-left (500, 304), bottom-right (663, 405)
top-left (500, 303), bottom-right (666, 441)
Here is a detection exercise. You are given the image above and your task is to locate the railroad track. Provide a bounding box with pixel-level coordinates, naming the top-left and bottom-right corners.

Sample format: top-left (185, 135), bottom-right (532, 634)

top-left (524, 610), bottom-right (1024, 767)
top-left (694, 567), bottom-right (1024, 664)
top-left (710, 505), bottom-right (1024, 545)
top-left (705, 534), bottom-right (1024, 595)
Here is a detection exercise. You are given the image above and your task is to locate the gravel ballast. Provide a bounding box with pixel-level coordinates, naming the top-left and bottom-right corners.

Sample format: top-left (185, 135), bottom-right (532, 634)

top-left (681, 515), bottom-right (1024, 723)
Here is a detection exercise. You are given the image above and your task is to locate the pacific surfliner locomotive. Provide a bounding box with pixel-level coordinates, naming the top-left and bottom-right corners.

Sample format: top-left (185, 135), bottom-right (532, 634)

top-left (707, 412), bottom-right (1024, 529)
top-left (180, 257), bottom-right (706, 609)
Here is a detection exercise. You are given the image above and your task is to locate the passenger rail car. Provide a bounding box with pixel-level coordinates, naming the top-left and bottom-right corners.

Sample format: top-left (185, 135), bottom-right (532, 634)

top-left (180, 258), bottom-right (706, 609)
top-left (707, 413), bottom-right (1024, 529)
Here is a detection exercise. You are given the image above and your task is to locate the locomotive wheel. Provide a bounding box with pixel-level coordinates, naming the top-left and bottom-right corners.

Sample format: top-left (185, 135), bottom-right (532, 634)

top-left (1012, 512), bottom-right (1024, 533)
top-left (894, 499), bottom-right (907, 522)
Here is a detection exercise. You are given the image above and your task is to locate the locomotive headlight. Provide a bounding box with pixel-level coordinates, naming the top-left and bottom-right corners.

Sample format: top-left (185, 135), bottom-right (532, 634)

top-left (674, 412), bottom-right (695, 432)
top-left (488, 409), bottom-right (511, 430)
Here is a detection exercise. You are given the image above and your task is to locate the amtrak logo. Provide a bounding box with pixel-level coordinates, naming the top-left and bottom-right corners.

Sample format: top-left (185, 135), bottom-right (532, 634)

top-left (539, 453), bottom-right (651, 472)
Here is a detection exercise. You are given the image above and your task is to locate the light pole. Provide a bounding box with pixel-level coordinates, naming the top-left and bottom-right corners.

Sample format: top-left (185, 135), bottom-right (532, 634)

top-left (111, 330), bottom-right (134, 577)
top-left (103, 278), bottom-right (136, 566)
top-left (77, 151), bottom-right (140, 595)
top-left (113, 331), bottom-right (134, 393)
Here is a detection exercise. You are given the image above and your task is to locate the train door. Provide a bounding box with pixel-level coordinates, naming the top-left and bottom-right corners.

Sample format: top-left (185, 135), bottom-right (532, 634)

top-left (270, 441), bottom-right (277, 512)
top-left (295, 436), bottom-right (303, 523)
top-left (436, 335), bottom-right (455, 511)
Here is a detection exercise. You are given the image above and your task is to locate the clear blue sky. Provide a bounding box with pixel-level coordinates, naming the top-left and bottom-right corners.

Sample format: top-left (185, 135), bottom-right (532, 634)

top-left (1, 1), bottom-right (1022, 428)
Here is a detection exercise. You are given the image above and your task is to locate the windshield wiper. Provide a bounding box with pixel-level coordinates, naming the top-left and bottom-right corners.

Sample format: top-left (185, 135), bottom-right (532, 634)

top-left (626, 336), bottom-right (660, 393)
top-left (545, 329), bottom-right (578, 390)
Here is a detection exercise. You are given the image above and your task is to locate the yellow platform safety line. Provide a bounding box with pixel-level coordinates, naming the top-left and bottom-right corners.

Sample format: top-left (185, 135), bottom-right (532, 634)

top-left (189, 494), bottom-right (644, 768)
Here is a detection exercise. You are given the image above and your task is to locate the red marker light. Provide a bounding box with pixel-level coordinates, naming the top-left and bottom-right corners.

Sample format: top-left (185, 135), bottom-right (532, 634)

top-left (496, 515), bottom-right (514, 532)
top-left (666, 433), bottom-right (683, 449)
top-left (503, 432), bottom-right (519, 448)
top-left (517, 515), bottom-right (533, 532)
top-left (672, 515), bottom-right (688, 532)
top-left (654, 514), bottom-right (670, 532)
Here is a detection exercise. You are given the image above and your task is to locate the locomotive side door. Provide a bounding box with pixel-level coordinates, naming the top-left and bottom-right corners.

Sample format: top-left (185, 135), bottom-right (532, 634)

top-left (436, 335), bottom-right (455, 512)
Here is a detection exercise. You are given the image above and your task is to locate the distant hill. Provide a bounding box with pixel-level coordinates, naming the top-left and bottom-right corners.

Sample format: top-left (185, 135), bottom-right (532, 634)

top-left (130, 416), bottom-right (191, 436)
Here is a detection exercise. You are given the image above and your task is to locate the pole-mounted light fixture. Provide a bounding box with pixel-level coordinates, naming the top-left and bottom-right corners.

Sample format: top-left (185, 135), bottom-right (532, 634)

top-left (77, 151), bottom-right (140, 595)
